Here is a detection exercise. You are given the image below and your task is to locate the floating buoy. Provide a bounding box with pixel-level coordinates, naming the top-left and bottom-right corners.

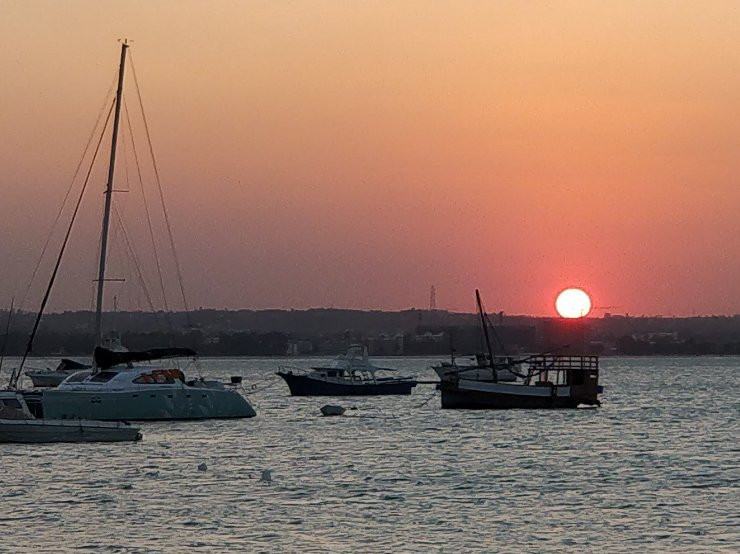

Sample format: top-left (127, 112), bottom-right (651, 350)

top-left (198, 463), bottom-right (208, 472)
top-left (320, 404), bottom-right (345, 416)
top-left (260, 469), bottom-right (272, 483)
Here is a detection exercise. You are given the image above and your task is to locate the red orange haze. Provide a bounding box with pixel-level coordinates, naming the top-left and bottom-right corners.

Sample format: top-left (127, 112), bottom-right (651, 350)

top-left (1, 1), bottom-right (739, 316)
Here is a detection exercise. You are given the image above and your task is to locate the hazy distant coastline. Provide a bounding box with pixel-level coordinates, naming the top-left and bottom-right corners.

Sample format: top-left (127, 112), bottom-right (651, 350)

top-left (2, 308), bottom-right (739, 357)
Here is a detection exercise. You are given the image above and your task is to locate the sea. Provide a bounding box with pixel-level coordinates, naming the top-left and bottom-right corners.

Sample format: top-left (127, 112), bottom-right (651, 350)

top-left (0, 356), bottom-right (737, 553)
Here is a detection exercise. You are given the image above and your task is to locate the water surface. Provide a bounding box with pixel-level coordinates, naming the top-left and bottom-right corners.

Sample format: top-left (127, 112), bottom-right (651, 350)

top-left (1, 356), bottom-right (737, 552)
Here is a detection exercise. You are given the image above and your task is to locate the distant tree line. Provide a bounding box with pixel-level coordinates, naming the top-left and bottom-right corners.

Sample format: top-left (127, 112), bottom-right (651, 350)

top-left (1, 308), bottom-right (739, 357)
top-left (615, 335), bottom-right (740, 355)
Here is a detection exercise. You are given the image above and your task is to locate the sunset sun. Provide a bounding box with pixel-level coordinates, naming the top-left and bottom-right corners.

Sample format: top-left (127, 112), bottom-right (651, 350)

top-left (555, 288), bottom-right (592, 318)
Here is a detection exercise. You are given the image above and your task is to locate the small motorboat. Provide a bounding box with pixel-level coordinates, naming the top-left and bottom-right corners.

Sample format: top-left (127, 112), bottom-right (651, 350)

top-left (277, 345), bottom-right (417, 396)
top-left (24, 332), bottom-right (126, 388)
top-left (0, 390), bottom-right (142, 443)
top-left (25, 358), bottom-right (91, 388)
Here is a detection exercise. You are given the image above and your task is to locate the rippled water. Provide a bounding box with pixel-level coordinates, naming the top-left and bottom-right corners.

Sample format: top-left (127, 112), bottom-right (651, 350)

top-left (1, 356), bottom-right (738, 552)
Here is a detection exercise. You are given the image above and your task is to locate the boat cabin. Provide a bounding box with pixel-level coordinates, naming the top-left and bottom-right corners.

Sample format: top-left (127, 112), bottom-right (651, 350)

top-left (312, 366), bottom-right (378, 383)
top-left (524, 355), bottom-right (599, 388)
top-left (58, 366), bottom-right (188, 390)
top-left (0, 392), bottom-right (34, 420)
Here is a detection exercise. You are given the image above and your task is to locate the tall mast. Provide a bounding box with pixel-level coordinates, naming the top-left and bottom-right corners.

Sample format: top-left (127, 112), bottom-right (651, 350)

top-left (94, 40), bottom-right (129, 346)
top-left (475, 289), bottom-right (497, 383)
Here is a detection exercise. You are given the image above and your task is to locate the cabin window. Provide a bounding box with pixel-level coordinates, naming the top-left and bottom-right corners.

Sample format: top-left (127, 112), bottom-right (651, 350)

top-left (66, 371), bottom-right (91, 383)
top-left (89, 371), bottom-right (119, 383)
top-left (328, 371), bottom-right (336, 377)
top-left (133, 369), bottom-right (179, 384)
top-left (1, 398), bottom-right (22, 408)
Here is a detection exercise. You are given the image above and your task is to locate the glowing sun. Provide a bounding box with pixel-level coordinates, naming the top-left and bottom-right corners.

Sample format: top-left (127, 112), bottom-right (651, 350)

top-left (555, 288), bottom-right (592, 318)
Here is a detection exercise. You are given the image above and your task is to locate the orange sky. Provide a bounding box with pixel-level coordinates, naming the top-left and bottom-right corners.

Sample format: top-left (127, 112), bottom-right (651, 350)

top-left (1, 1), bottom-right (739, 316)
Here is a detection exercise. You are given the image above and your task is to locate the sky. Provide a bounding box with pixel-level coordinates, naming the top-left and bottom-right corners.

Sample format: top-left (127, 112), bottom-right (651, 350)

top-left (1, 1), bottom-right (739, 316)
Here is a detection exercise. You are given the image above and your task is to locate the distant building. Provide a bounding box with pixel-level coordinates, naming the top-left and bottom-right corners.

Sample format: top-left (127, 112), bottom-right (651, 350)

top-left (367, 334), bottom-right (404, 355)
top-left (286, 340), bottom-right (314, 356)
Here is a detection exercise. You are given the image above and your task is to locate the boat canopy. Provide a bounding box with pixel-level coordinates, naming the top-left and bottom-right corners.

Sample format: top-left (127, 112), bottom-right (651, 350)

top-left (94, 346), bottom-right (197, 370)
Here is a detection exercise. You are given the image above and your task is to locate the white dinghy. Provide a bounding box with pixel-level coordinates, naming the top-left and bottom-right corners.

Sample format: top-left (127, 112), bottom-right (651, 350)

top-left (0, 390), bottom-right (142, 443)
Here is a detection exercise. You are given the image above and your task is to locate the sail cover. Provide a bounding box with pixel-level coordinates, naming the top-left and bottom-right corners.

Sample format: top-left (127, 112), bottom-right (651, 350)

top-left (94, 346), bottom-right (197, 370)
top-left (57, 359), bottom-right (91, 371)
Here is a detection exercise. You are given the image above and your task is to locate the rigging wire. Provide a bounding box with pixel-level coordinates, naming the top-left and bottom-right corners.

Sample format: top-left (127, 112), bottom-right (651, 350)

top-left (110, 109), bottom-right (131, 316)
top-left (119, 104), bottom-right (132, 194)
top-left (474, 292), bottom-right (507, 355)
top-left (18, 76), bottom-right (118, 312)
top-left (89, 217), bottom-right (104, 315)
top-left (112, 205), bottom-right (166, 333)
top-left (129, 53), bottom-right (192, 329)
top-left (484, 310), bottom-right (507, 355)
top-left (0, 297), bottom-right (15, 381)
top-left (123, 96), bottom-right (173, 329)
top-left (110, 205), bottom-right (128, 310)
top-left (12, 99), bottom-right (116, 387)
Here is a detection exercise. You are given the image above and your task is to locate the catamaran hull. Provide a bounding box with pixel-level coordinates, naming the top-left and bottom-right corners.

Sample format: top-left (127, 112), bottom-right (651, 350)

top-left (277, 372), bottom-right (416, 396)
top-left (440, 380), bottom-right (600, 409)
top-left (0, 418), bottom-right (141, 443)
top-left (39, 388), bottom-right (256, 420)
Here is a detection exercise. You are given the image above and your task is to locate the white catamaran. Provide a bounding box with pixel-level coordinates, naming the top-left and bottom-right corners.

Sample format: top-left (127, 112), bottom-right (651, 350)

top-left (11, 41), bottom-right (256, 420)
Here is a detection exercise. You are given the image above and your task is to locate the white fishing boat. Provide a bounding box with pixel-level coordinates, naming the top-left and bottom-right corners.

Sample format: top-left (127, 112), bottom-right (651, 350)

top-left (0, 390), bottom-right (141, 443)
top-left (277, 345), bottom-right (417, 396)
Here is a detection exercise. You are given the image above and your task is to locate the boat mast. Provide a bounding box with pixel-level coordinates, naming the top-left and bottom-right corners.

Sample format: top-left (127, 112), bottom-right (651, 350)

top-left (475, 289), bottom-right (497, 383)
top-left (94, 40), bottom-right (129, 347)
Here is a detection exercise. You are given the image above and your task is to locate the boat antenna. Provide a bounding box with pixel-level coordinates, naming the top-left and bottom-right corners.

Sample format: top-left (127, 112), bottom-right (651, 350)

top-left (475, 289), bottom-right (497, 383)
top-left (0, 297), bottom-right (14, 382)
top-left (94, 39), bottom-right (129, 349)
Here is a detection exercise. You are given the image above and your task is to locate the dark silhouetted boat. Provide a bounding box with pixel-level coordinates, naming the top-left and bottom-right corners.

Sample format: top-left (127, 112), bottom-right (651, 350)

top-left (438, 353), bottom-right (602, 409)
top-left (277, 345), bottom-right (417, 396)
top-left (435, 290), bottom-right (603, 409)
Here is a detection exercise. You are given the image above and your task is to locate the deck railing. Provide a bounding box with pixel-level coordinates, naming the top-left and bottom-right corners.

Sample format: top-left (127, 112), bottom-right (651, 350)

top-left (527, 355), bottom-right (599, 370)
top-left (524, 355), bottom-right (599, 385)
